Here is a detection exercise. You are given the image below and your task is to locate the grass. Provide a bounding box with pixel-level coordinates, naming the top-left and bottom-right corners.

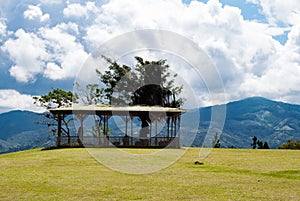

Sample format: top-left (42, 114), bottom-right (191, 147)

top-left (0, 148), bottom-right (299, 200)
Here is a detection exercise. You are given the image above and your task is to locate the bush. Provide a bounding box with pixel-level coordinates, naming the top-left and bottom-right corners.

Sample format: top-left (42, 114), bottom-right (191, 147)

top-left (278, 139), bottom-right (300, 150)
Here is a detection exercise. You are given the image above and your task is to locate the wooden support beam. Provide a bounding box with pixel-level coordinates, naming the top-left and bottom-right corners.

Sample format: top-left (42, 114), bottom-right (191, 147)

top-left (57, 114), bottom-right (62, 147)
top-left (125, 115), bottom-right (128, 136)
top-left (177, 115), bottom-right (181, 148)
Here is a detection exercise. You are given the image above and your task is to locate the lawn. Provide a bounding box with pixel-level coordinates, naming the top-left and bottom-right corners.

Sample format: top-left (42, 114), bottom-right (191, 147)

top-left (0, 148), bottom-right (299, 200)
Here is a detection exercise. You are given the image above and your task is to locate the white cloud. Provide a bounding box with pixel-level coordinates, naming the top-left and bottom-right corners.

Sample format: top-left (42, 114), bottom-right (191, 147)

top-left (0, 18), bottom-right (7, 34)
top-left (24, 5), bottom-right (50, 22)
top-left (95, 0), bottom-right (300, 105)
top-left (40, 23), bottom-right (88, 80)
top-left (1, 0), bottom-right (300, 107)
top-left (63, 2), bottom-right (98, 19)
top-left (0, 89), bottom-right (45, 113)
top-left (39, 0), bottom-right (62, 5)
top-left (0, 18), bottom-right (7, 41)
top-left (247, 0), bottom-right (300, 25)
top-left (2, 23), bottom-right (88, 82)
top-left (238, 22), bottom-right (300, 101)
top-left (2, 29), bottom-right (47, 83)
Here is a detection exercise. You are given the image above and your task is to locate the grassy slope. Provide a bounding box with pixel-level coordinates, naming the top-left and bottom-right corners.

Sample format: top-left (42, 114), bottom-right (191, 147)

top-left (0, 148), bottom-right (299, 201)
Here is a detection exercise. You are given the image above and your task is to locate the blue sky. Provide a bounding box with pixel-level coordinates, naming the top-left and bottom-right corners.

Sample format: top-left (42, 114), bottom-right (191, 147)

top-left (0, 0), bottom-right (299, 113)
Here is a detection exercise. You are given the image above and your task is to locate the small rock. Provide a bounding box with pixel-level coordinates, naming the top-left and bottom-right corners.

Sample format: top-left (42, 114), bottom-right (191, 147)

top-left (194, 161), bottom-right (204, 165)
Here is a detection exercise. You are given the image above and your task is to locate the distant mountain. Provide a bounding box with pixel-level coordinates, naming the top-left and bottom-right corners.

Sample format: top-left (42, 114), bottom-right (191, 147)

top-left (1, 97), bottom-right (300, 153)
top-left (0, 110), bottom-right (55, 153)
top-left (191, 97), bottom-right (300, 148)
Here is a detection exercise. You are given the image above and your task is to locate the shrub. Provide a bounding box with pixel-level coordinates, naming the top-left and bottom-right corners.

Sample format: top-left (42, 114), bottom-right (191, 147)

top-left (278, 139), bottom-right (300, 150)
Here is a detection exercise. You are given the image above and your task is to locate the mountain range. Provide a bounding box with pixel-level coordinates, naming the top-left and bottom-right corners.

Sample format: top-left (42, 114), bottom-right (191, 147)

top-left (0, 110), bottom-right (55, 153)
top-left (192, 97), bottom-right (300, 148)
top-left (1, 97), bottom-right (300, 153)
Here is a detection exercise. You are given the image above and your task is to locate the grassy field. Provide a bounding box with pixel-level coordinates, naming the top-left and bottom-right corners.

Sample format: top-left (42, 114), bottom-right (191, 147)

top-left (0, 148), bottom-right (299, 201)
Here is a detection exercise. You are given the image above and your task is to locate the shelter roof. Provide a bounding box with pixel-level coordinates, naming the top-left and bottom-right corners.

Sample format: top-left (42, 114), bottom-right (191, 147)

top-left (49, 105), bottom-right (187, 116)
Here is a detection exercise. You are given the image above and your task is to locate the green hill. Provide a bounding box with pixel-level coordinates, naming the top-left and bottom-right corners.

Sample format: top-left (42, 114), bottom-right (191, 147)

top-left (0, 148), bottom-right (299, 200)
top-left (0, 110), bottom-right (55, 153)
top-left (192, 97), bottom-right (300, 148)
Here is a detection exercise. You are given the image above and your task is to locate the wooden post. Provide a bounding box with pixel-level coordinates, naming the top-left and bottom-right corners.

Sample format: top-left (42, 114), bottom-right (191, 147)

top-left (167, 116), bottom-right (170, 138)
top-left (174, 116), bottom-right (177, 137)
top-left (155, 119), bottom-right (158, 146)
top-left (57, 114), bottom-right (62, 147)
top-left (131, 115), bottom-right (133, 146)
top-left (103, 114), bottom-right (108, 147)
top-left (125, 115), bottom-right (128, 136)
top-left (177, 115), bottom-right (181, 148)
top-left (171, 116), bottom-right (174, 138)
top-left (149, 121), bottom-right (152, 146)
top-left (103, 115), bottom-right (106, 137)
top-left (79, 118), bottom-right (84, 146)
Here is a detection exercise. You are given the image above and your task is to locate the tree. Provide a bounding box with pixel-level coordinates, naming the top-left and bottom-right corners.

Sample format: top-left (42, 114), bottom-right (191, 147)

top-left (75, 83), bottom-right (104, 105)
top-left (278, 139), bottom-right (300, 149)
top-left (257, 140), bottom-right (263, 149)
top-left (33, 88), bottom-right (77, 109)
top-left (96, 56), bottom-right (184, 143)
top-left (33, 88), bottom-right (78, 146)
top-left (132, 56), bottom-right (184, 107)
top-left (75, 83), bottom-right (105, 141)
top-left (97, 56), bottom-right (184, 107)
top-left (213, 132), bottom-right (221, 148)
top-left (96, 56), bottom-right (132, 105)
top-left (263, 142), bottom-right (270, 149)
top-left (251, 136), bottom-right (270, 149)
top-left (251, 136), bottom-right (257, 149)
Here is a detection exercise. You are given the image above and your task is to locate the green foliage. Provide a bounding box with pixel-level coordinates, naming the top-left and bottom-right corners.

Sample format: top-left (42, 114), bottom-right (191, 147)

top-left (251, 136), bottom-right (257, 149)
top-left (132, 56), bottom-right (184, 107)
top-left (75, 83), bottom-right (104, 105)
top-left (263, 142), bottom-right (270, 149)
top-left (96, 55), bottom-right (132, 105)
top-left (251, 136), bottom-right (269, 149)
top-left (33, 88), bottom-right (78, 146)
top-left (96, 55), bottom-right (184, 107)
top-left (213, 132), bottom-right (221, 148)
top-left (33, 88), bottom-right (78, 109)
top-left (278, 139), bottom-right (300, 149)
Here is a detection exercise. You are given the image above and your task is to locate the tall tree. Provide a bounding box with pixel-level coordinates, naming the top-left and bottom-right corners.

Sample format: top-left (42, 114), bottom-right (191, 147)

top-left (74, 83), bottom-right (105, 140)
top-left (96, 56), bottom-right (184, 107)
top-left (251, 136), bottom-right (257, 149)
top-left (75, 83), bottom-right (104, 105)
top-left (97, 56), bottom-right (184, 143)
top-left (96, 56), bottom-right (132, 105)
top-left (33, 88), bottom-right (78, 146)
top-left (132, 56), bottom-right (183, 107)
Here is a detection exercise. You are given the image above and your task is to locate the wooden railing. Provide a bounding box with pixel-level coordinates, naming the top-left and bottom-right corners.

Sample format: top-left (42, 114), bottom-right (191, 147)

top-left (60, 136), bottom-right (179, 148)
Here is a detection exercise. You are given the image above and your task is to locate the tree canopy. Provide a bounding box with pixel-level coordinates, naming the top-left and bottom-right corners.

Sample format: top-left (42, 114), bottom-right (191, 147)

top-left (33, 88), bottom-right (78, 146)
top-left (33, 88), bottom-right (77, 109)
top-left (95, 56), bottom-right (184, 107)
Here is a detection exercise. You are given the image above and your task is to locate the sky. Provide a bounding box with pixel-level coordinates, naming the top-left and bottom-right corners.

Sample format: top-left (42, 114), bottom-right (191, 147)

top-left (0, 0), bottom-right (299, 113)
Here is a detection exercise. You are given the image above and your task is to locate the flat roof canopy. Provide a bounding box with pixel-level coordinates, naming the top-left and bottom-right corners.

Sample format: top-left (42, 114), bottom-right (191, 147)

top-left (50, 105), bottom-right (187, 116)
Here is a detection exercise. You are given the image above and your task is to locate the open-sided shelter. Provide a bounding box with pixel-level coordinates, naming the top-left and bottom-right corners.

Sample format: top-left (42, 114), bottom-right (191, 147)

top-left (50, 105), bottom-right (187, 148)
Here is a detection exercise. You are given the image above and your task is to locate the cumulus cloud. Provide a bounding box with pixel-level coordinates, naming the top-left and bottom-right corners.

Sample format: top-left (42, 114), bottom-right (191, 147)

top-left (40, 23), bottom-right (88, 80)
top-left (81, 0), bottom-right (280, 103)
top-left (1, 0), bottom-right (300, 108)
top-left (63, 1), bottom-right (98, 19)
top-left (39, 0), bottom-right (62, 5)
top-left (2, 29), bottom-right (47, 83)
top-left (2, 23), bottom-right (88, 82)
top-left (247, 0), bottom-right (300, 25)
top-left (0, 18), bottom-right (7, 41)
top-left (24, 5), bottom-right (50, 22)
top-left (0, 89), bottom-right (45, 113)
